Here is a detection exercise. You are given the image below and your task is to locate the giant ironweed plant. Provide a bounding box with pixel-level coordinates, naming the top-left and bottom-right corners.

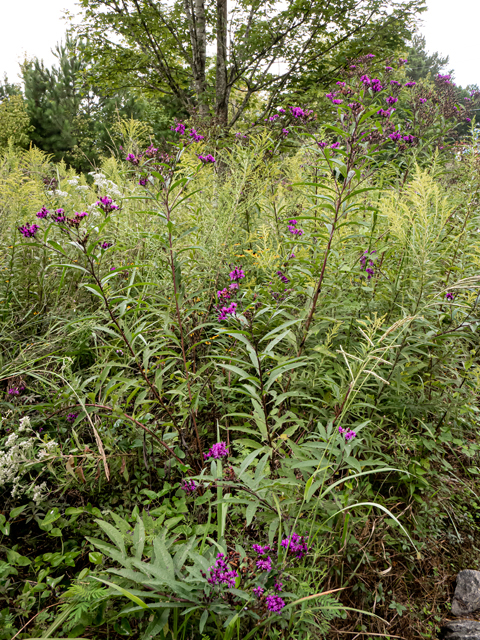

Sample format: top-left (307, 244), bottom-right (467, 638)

top-left (2, 53), bottom-right (480, 639)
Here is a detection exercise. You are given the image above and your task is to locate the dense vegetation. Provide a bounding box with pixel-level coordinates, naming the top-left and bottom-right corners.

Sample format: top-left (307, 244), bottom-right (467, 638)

top-left (2, 7), bottom-right (480, 640)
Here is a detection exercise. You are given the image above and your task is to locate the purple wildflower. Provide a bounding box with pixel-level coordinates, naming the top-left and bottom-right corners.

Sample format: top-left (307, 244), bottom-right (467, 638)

top-left (7, 387), bottom-right (19, 396)
top-left (404, 81), bottom-right (416, 87)
top-left (252, 544), bottom-right (271, 555)
top-left (385, 66), bottom-right (393, 72)
top-left (370, 79), bottom-right (383, 92)
top-left (338, 426), bottom-right (357, 441)
top-left (288, 219), bottom-right (304, 236)
top-left (390, 80), bottom-right (401, 87)
top-left (386, 96), bottom-right (398, 106)
top-left (402, 134), bottom-right (416, 144)
top-left (281, 128), bottom-right (289, 137)
top-left (204, 441), bottom-right (229, 460)
top-left (330, 142), bottom-right (341, 149)
top-left (274, 582), bottom-right (283, 592)
top-left (419, 98), bottom-right (427, 104)
top-left (445, 292), bottom-right (454, 301)
top-left (336, 81), bottom-right (346, 87)
top-left (256, 556), bottom-right (272, 572)
top-left (389, 131), bottom-right (402, 142)
top-left (189, 128), bottom-right (204, 142)
top-left (198, 154), bottom-right (216, 164)
top-left (377, 108), bottom-right (393, 118)
top-left (266, 594), bottom-right (285, 612)
top-left (229, 268), bottom-right (245, 281)
top-left (276, 270), bottom-right (289, 284)
top-left (398, 58), bottom-right (408, 65)
top-left (181, 479), bottom-right (197, 493)
top-left (96, 197), bottom-right (119, 214)
top-left (126, 153), bottom-right (139, 165)
top-left (317, 141), bottom-right (328, 148)
top-left (66, 412), bottom-right (78, 423)
top-left (101, 241), bottom-right (113, 249)
top-left (18, 224), bottom-right (39, 238)
top-left (139, 177), bottom-right (148, 187)
top-left (116, 349), bottom-right (123, 355)
top-left (229, 282), bottom-right (239, 290)
top-left (144, 144), bottom-right (158, 158)
top-left (36, 206), bottom-right (49, 219)
top-left (206, 553), bottom-right (238, 588)
top-left (253, 586), bottom-right (264, 598)
top-left (281, 532), bottom-right (308, 559)
top-left (173, 122), bottom-right (186, 135)
top-left (332, 99), bottom-right (343, 105)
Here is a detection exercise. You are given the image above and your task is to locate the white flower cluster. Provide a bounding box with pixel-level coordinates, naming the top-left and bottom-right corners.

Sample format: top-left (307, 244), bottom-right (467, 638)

top-left (88, 171), bottom-right (123, 198)
top-left (67, 177), bottom-right (79, 186)
top-left (32, 482), bottom-right (48, 504)
top-left (0, 417), bottom-right (58, 500)
top-left (47, 189), bottom-right (69, 198)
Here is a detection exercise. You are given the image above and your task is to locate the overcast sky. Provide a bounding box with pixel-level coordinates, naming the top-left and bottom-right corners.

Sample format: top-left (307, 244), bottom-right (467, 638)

top-left (1, 0), bottom-right (479, 87)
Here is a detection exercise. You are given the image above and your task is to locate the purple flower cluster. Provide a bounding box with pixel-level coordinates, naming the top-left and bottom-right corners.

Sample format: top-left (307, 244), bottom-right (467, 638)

top-left (386, 96), bottom-right (398, 106)
top-left (172, 122), bottom-right (186, 135)
top-left (144, 145), bottom-right (158, 158)
top-left (181, 479), bottom-right (197, 493)
top-left (96, 197), bottom-right (119, 214)
top-left (198, 154), bottom-right (216, 164)
top-left (326, 92), bottom-right (343, 105)
top-left (36, 206), bottom-right (49, 219)
top-left (18, 224), bottom-right (39, 238)
top-left (8, 383), bottom-right (24, 396)
top-left (288, 219), bottom-right (303, 236)
top-left (206, 553), bottom-right (238, 588)
top-left (377, 108), bottom-right (394, 118)
top-left (405, 81), bottom-right (416, 88)
top-left (256, 556), bottom-right (272, 572)
top-left (281, 532), bottom-right (308, 559)
top-left (52, 208), bottom-right (66, 223)
top-left (126, 153), bottom-right (139, 166)
top-left (204, 441), bottom-right (229, 460)
top-left (217, 288), bottom-right (231, 301)
top-left (218, 301), bottom-right (238, 321)
top-left (276, 270), bottom-right (289, 284)
top-left (360, 250), bottom-right (377, 279)
top-left (101, 241), bottom-right (113, 249)
top-left (66, 412), bottom-right (78, 423)
top-left (252, 544), bottom-right (271, 555)
top-left (138, 177), bottom-right (149, 187)
top-left (189, 128), bottom-right (204, 142)
top-left (229, 268), bottom-right (245, 281)
top-left (389, 131), bottom-right (402, 142)
top-left (266, 594), bottom-right (285, 612)
top-left (361, 76), bottom-right (383, 92)
top-left (289, 106), bottom-right (314, 120)
top-left (339, 426), bottom-right (356, 441)
top-left (445, 292), bottom-right (454, 301)
top-left (253, 586), bottom-right (264, 597)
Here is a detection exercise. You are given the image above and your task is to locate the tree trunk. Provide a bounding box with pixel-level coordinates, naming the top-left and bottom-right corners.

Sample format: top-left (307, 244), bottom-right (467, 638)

top-left (216, 0), bottom-right (228, 127)
top-left (184, 0), bottom-right (209, 117)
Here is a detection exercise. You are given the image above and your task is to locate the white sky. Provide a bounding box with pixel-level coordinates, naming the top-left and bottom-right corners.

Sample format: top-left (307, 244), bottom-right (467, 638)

top-left (0, 0), bottom-right (479, 87)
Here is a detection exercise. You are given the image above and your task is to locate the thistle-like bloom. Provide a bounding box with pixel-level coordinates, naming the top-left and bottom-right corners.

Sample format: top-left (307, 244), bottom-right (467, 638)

top-left (385, 66), bottom-right (393, 72)
top-left (402, 135), bottom-right (416, 144)
top-left (266, 594), bottom-right (285, 612)
top-left (404, 81), bottom-right (416, 87)
top-left (445, 292), bottom-right (454, 301)
top-left (126, 153), bottom-right (139, 165)
top-left (274, 582), bottom-right (283, 591)
top-left (229, 268), bottom-right (245, 281)
top-left (256, 556), bottom-right (272, 572)
top-left (339, 426), bottom-right (357, 441)
top-left (206, 553), bottom-right (238, 588)
top-left (281, 532), bottom-right (308, 559)
top-left (139, 177), bottom-right (148, 186)
top-left (419, 98), bottom-right (427, 104)
top-left (96, 197), bottom-right (119, 214)
top-left (288, 219), bottom-right (304, 236)
top-left (144, 145), bottom-right (158, 158)
top-left (204, 441), bottom-right (229, 460)
top-left (198, 154), bottom-right (216, 164)
top-left (36, 206), bottom-right (49, 219)
top-left (253, 586), bottom-right (264, 598)
top-left (252, 544), bottom-right (271, 555)
top-left (370, 79), bottom-right (383, 92)
top-left (189, 128), bottom-right (204, 142)
top-left (282, 128), bottom-right (289, 137)
top-left (18, 224), bottom-right (39, 238)
top-left (389, 131), bottom-right (402, 142)
top-left (386, 96), bottom-right (398, 106)
top-left (276, 270), bottom-right (289, 284)
top-left (101, 242), bottom-right (113, 249)
top-left (173, 122), bottom-right (186, 135)
top-left (66, 412), bottom-right (78, 423)
top-left (181, 479), bottom-right (197, 493)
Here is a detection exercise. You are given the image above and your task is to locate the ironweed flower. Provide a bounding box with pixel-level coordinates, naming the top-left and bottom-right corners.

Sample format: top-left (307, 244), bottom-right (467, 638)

top-left (276, 270), bottom-right (289, 284)
top-left (181, 479), bottom-right (197, 493)
top-left (116, 349), bottom-right (123, 355)
top-left (282, 128), bottom-right (289, 137)
top-left (204, 441), bottom-right (229, 460)
top-left (386, 95), bottom-right (398, 106)
top-left (8, 387), bottom-right (20, 396)
top-left (172, 122), bottom-right (186, 135)
top-left (206, 553), bottom-right (238, 588)
top-left (405, 81), bottom-right (416, 87)
top-left (229, 282), bottom-right (239, 291)
top-left (281, 532), bottom-right (308, 559)
top-left (189, 128), bottom-right (204, 142)
top-left (445, 292), bottom-right (454, 301)
top-left (126, 153), bottom-right (139, 165)
top-left (36, 206), bottom-right (49, 219)
top-left (256, 556), bottom-right (272, 572)
top-left (274, 582), bottom-right (283, 591)
top-left (101, 242), bottom-right (113, 249)
top-left (144, 145), bottom-right (158, 158)
top-left (252, 544), bottom-right (271, 555)
top-left (138, 177), bottom-right (148, 187)
top-left (390, 80), bottom-right (401, 87)
top-left (389, 131), bottom-right (402, 142)
top-left (266, 594), bottom-right (285, 612)
top-left (18, 224), bottom-right (39, 238)
top-left (229, 268), bottom-right (245, 281)
top-left (253, 586), bottom-right (264, 597)
top-left (339, 426), bottom-right (356, 441)
top-left (402, 135), bottom-right (416, 144)
top-left (66, 413), bottom-right (78, 423)
top-left (198, 154), bottom-right (216, 164)
top-left (288, 219), bottom-right (303, 236)
top-left (385, 66), bottom-right (393, 72)
top-left (419, 98), bottom-right (427, 104)
top-left (96, 197), bottom-right (119, 214)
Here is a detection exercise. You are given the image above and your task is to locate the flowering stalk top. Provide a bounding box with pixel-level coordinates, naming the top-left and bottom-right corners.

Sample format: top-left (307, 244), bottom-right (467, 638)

top-left (204, 441), bottom-right (229, 460)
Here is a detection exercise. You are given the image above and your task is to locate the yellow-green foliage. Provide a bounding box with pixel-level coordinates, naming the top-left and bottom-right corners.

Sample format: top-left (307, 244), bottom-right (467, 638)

top-left (0, 95), bottom-right (32, 151)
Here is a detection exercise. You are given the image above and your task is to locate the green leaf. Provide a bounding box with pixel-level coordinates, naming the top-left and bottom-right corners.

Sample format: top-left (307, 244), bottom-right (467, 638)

top-left (89, 576), bottom-right (150, 609)
top-left (245, 502), bottom-right (259, 527)
top-left (199, 609), bottom-right (208, 634)
top-left (9, 504), bottom-right (28, 519)
top-left (95, 519), bottom-right (126, 556)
